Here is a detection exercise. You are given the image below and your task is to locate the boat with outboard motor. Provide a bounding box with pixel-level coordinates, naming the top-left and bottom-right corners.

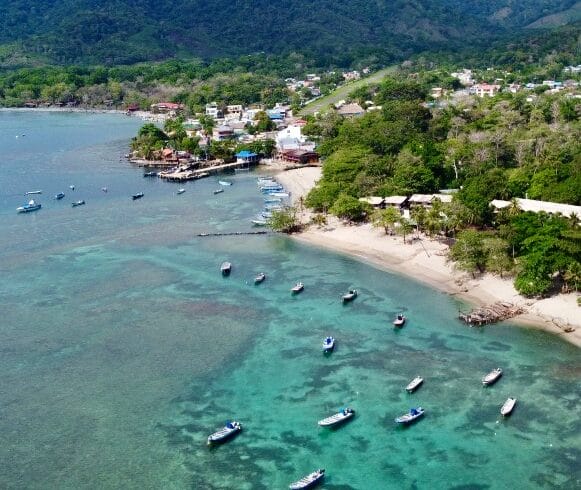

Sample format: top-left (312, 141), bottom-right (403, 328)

top-left (500, 397), bottom-right (516, 416)
top-left (218, 180), bottom-right (232, 186)
top-left (17, 199), bottom-right (41, 213)
top-left (318, 408), bottom-right (354, 427)
top-left (322, 336), bottom-right (335, 353)
top-left (395, 407), bottom-right (425, 424)
top-left (342, 289), bottom-right (358, 303)
top-left (254, 272), bottom-right (266, 284)
top-left (251, 218), bottom-right (268, 226)
top-left (213, 188), bottom-right (224, 194)
top-left (482, 368), bottom-right (503, 386)
top-left (207, 421), bottom-right (242, 445)
top-left (176, 188), bottom-right (186, 195)
top-left (393, 314), bottom-right (406, 327)
top-left (71, 200), bottom-right (85, 207)
top-left (289, 469), bottom-right (325, 489)
top-left (406, 376), bottom-right (424, 393)
top-left (291, 282), bottom-right (304, 294)
top-left (132, 192), bottom-right (144, 200)
top-left (54, 192), bottom-right (65, 200)
top-left (26, 190), bottom-right (42, 195)
top-left (143, 171), bottom-right (157, 177)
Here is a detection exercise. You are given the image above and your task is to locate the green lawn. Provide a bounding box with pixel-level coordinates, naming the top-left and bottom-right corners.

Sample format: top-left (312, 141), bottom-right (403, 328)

top-left (299, 65), bottom-right (397, 116)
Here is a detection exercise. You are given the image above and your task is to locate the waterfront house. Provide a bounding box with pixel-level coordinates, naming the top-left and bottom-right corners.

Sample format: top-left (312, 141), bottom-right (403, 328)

top-left (384, 196), bottom-right (409, 212)
top-left (278, 149), bottom-right (320, 165)
top-left (490, 198), bottom-right (581, 223)
top-left (235, 150), bottom-right (259, 165)
top-left (359, 197), bottom-right (385, 209)
top-left (212, 125), bottom-right (234, 141)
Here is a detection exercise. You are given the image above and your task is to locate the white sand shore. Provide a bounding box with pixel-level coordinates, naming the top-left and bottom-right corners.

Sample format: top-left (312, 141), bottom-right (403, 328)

top-left (277, 168), bottom-right (581, 347)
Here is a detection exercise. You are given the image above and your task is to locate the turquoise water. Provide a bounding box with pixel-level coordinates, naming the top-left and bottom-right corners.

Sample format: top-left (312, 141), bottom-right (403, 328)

top-left (0, 111), bottom-right (579, 489)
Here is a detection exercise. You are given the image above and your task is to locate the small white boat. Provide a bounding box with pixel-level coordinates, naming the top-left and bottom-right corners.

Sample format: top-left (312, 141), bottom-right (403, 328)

top-left (395, 407), bottom-right (425, 424)
top-left (218, 180), bottom-right (232, 186)
top-left (71, 200), bottom-right (86, 207)
top-left (101, 187), bottom-right (108, 192)
top-left (26, 190), bottom-right (42, 195)
top-left (342, 289), bottom-right (358, 303)
top-left (221, 262), bottom-right (232, 276)
top-left (69, 185), bottom-right (75, 190)
top-left (213, 188), bottom-right (224, 194)
top-left (289, 469), bottom-right (325, 489)
top-left (264, 197), bottom-right (282, 204)
top-left (482, 368), bottom-right (503, 386)
top-left (207, 421), bottom-right (242, 445)
top-left (17, 199), bottom-right (42, 213)
top-left (176, 188), bottom-right (186, 195)
top-left (500, 397), bottom-right (517, 416)
top-left (54, 192), bottom-right (65, 200)
top-left (291, 282), bottom-right (304, 294)
top-left (251, 219), bottom-right (268, 226)
top-left (393, 314), bottom-right (406, 327)
top-left (322, 336), bottom-right (335, 353)
top-left (318, 408), bottom-right (354, 427)
top-left (254, 272), bottom-right (266, 284)
top-left (268, 192), bottom-right (290, 198)
top-left (406, 376), bottom-right (424, 393)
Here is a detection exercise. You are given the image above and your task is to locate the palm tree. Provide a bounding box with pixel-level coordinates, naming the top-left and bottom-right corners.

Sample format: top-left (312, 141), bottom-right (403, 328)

top-left (397, 217), bottom-right (415, 244)
top-left (372, 207), bottom-right (401, 235)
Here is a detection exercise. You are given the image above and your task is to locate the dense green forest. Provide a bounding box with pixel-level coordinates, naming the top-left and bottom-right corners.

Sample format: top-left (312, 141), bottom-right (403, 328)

top-left (303, 75), bottom-right (580, 296)
top-left (0, 0), bottom-right (579, 67)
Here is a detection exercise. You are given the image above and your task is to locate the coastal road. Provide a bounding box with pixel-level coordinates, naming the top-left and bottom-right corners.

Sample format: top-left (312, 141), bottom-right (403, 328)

top-left (299, 65), bottom-right (398, 116)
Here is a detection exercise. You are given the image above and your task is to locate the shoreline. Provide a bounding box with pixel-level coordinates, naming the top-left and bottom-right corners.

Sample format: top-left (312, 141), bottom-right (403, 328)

top-left (276, 167), bottom-right (581, 348)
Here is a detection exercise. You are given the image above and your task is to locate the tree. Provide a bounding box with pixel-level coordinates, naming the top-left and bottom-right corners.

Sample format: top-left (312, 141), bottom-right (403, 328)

top-left (397, 217), bottom-right (415, 244)
top-left (483, 237), bottom-right (513, 277)
top-left (410, 205), bottom-right (427, 233)
top-left (268, 207), bottom-right (301, 233)
top-left (372, 207), bottom-right (401, 234)
top-left (449, 230), bottom-right (487, 277)
top-left (330, 194), bottom-right (369, 222)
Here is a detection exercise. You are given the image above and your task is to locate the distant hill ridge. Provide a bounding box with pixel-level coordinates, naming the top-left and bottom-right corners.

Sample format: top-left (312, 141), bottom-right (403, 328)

top-left (0, 0), bottom-right (578, 66)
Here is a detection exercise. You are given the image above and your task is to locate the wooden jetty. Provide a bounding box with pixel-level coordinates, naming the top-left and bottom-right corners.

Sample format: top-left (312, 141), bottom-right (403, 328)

top-left (459, 302), bottom-right (526, 326)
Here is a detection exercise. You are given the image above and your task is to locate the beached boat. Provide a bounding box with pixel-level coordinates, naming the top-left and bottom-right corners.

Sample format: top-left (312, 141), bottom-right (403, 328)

top-left (71, 200), bottom-right (85, 207)
top-left (54, 192), bottom-right (65, 200)
top-left (17, 199), bottom-right (41, 213)
top-left (207, 421), bottom-right (242, 445)
top-left (322, 336), bottom-right (335, 353)
top-left (268, 192), bottom-right (290, 198)
top-left (251, 219), bottom-right (268, 226)
top-left (291, 282), bottom-right (304, 294)
top-left (132, 192), bottom-right (144, 200)
top-left (218, 180), bottom-right (232, 186)
top-left (213, 188), bottom-right (224, 194)
top-left (395, 407), bottom-right (425, 424)
top-left (342, 289), bottom-right (358, 303)
top-left (143, 171), bottom-right (157, 177)
top-left (254, 273), bottom-right (266, 284)
top-left (500, 397), bottom-right (517, 416)
top-left (221, 262), bottom-right (232, 276)
top-left (25, 190), bottom-right (42, 195)
top-left (318, 408), bottom-right (354, 427)
top-left (176, 188), bottom-right (186, 195)
top-left (406, 376), bottom-right (424, 393)
top-left (289, 469), bottom-right (325, 489)
top-left (264, 197), bottom-right (282, 204)
top-left (482, 368), bottom-right (503, 386)
top-left (393, 314), bottom-right (406, 327)
top-left (261, 211), bottom-right (273, 219)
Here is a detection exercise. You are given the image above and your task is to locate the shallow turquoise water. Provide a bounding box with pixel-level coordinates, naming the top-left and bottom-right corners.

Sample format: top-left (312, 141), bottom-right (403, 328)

top-left (0, 112), bottom-right (579, 489)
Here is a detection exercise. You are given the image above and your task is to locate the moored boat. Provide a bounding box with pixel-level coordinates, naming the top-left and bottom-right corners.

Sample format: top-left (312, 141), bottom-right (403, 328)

top-left (143, 171), bottom-right (157, 177)
top-left (54, 192), bottom-right (65, 200)
top-left (393, 314), bottom-right (406, 327)
top-left (25, 190), bottom-right (42, 195)
top-left (395, 407), bottom-right (425, 424)
top-left (132, 192), bottom-right (144, 200)
top-left (342, 289), bottom-right (358, 303)
top-left (289, 469), bottom-right (325, 489)
top-left (207, 421), bottom-right (242, 445)
top-left (213, 188), bottom-right (224, 194)
top-left (71, 200), bottom-right (86, 207)
top-left (482, 368), bottom-right (503, 386)
top-left (291, 282), bottom-right (304, 294)
top-left (500, 397), bottom-right (517, 416)
top-left (221, 262), bottom-right (232, 276)
top-left (318, 408), bottom-right (354, 427)
top-left (406, 376), bottom-right (424, 393)
top-left (267, 192), bottom-right (290, 198)
top-left (176, 188), bottom-right (186, 195)
top-left (17, 199), bottom-right (42, 213)
top-left (251, 218), bottom-right (268, 226)
top-left (218, 180), bottom-right (233, 186)
top-left (322, 336), bottom-right (335, 353)
top-left (254, 272), bottom-right (266, 284)
top-left (264, 197), bottom-right (282, 204)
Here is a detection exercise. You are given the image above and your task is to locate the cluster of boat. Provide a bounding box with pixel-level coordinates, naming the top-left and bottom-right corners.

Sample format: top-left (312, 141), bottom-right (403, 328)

top-left (251, 176), bottom-right (290, 226)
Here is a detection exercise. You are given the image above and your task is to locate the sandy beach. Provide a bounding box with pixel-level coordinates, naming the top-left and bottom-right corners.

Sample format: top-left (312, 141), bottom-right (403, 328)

top-left (276, 167), bottom-right (581, 347)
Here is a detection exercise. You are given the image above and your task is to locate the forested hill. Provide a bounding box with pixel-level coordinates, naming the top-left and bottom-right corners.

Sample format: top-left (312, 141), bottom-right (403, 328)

top-left (0, 0), bottom-right (578, 67)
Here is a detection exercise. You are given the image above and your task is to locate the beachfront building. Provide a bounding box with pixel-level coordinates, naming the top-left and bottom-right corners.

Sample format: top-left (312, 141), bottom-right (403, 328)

top-left (384, 196), bottom-right (409, 212)
top-left (151, 102), bottom-right (185, 114)
top-left (235, 150), bottom-right (259, 165)
top-left (278, 149), bottom-right (320, 165)
top-left (359, 197), bottom-right (385, 209)
top-left (212, 124), bottom-right (234, 141)
top-left (490, 198), bottom-right (581, 223)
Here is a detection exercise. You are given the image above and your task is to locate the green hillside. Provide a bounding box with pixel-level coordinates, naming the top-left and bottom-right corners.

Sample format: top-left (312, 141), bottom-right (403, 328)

top-left (0, 0), bottom-right (578, 67)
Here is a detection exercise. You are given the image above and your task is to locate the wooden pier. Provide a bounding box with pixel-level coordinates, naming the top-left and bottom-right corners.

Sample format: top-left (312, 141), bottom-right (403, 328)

top-left (459, 302), bottom-right (526, 326)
